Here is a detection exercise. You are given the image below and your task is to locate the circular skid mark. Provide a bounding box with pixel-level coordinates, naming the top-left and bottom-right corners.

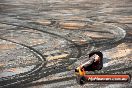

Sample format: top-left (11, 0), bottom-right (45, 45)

top-left (0, 18), bottom-right (127, 87)
top-left (0, 38), bottom-right (46, 87)
top-left (0, 0), bottom-right (131, 88)
top-left (0, 21), bottom-right (82, 87)
top-left (0, 21), bottom-right (82, 57)
top-left (0, 5), bottom-right (127, 87)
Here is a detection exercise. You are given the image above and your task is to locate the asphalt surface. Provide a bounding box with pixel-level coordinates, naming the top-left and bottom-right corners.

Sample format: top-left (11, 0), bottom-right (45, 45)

top-left (0, 0), bottom-right (132, 88)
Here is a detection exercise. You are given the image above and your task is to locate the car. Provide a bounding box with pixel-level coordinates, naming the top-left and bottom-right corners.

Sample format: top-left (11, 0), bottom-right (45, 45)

top-left (75, 51), bottom-right (103, 85)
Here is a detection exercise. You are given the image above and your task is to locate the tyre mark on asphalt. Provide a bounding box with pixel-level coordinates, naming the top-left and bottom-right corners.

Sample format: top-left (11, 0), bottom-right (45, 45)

top-left (21, 20), bottom-right (126, 47)
top-left (22, 22), bottom-right (127, 87)
top-left (0, 22), bottom-right (82, 58)
top-left (0, 38), bottom-right (46, 88)
top-left (0, 20), bottom-right (127, 88)
top-left (0, 22), bottom-right (82, 88)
